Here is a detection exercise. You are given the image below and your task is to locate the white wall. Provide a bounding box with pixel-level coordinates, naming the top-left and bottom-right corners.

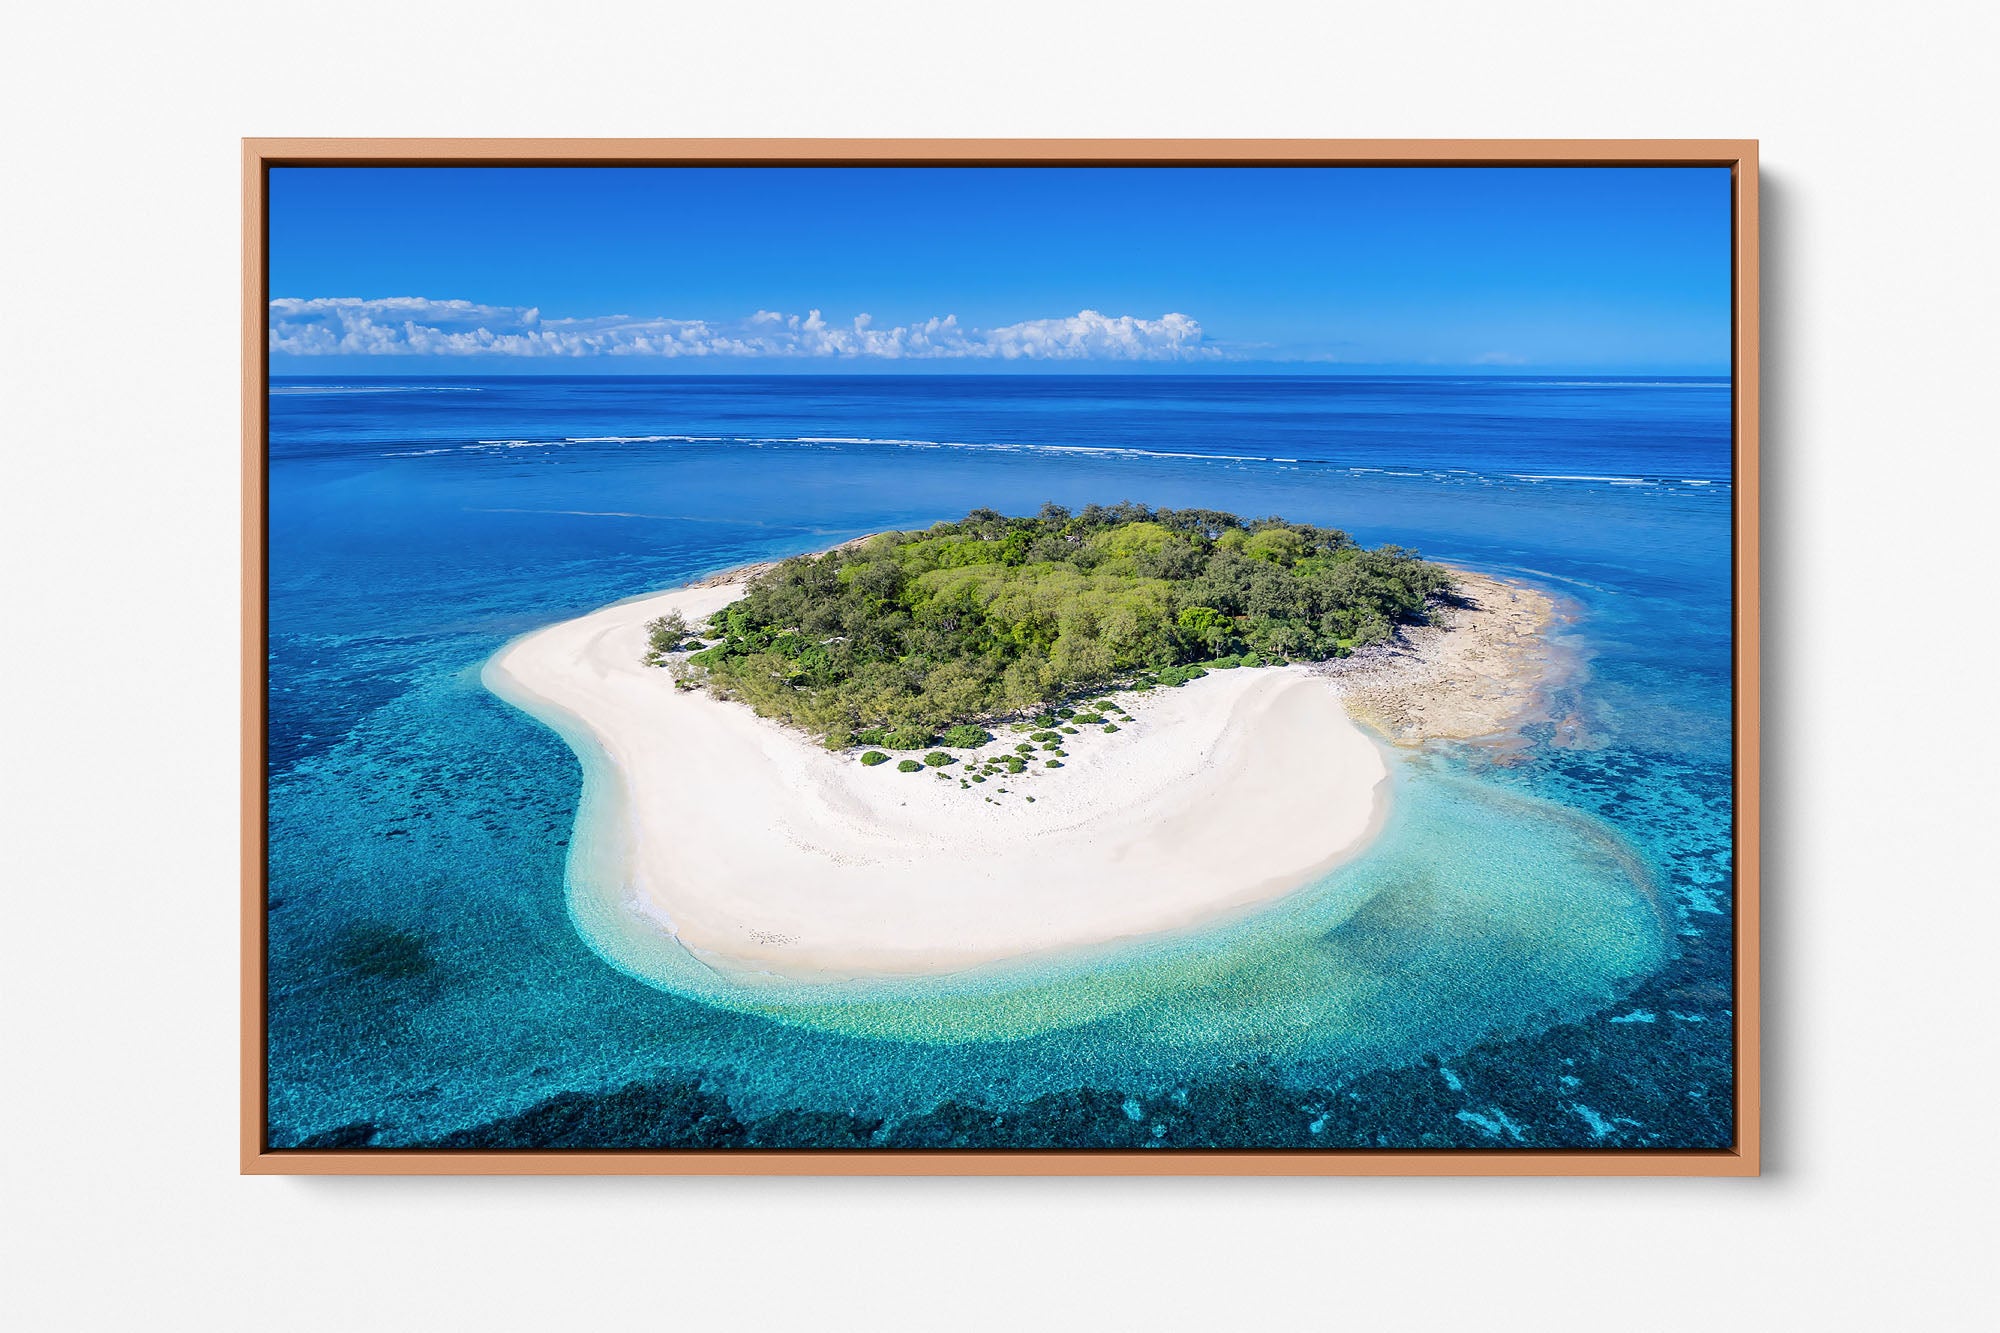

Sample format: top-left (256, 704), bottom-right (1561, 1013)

top-left (5, 2), bottom-right (1994, 1327)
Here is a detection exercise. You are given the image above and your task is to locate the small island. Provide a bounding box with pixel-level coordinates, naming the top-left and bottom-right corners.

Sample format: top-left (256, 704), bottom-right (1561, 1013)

top-left (654, 504), bottom-right (1454, 749)
top-left (488, 506), bottom-right (1554, 982)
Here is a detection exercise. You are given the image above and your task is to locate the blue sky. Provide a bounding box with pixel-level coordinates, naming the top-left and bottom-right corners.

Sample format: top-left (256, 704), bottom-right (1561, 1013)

top-left (268, 166), bottom-right (1732, 375)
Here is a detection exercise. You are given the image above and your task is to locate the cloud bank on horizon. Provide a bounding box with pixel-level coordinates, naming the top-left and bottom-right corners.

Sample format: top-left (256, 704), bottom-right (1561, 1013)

top-left (268, 297), bottom-right (1216, 362)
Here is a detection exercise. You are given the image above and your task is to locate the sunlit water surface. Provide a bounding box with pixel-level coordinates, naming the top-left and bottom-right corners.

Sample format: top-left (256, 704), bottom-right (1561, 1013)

top-left (266, 375), bottom-right (1733, 1147)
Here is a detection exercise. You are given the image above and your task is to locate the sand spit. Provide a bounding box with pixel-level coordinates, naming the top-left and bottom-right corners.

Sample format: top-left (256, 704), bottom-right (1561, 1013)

top-left (488, 581), bottom-right (1390, 982)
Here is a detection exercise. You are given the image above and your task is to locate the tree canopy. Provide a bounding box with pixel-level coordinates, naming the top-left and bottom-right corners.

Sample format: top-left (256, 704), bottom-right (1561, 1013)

top-left (677, 503), bottom-right (1453, 746)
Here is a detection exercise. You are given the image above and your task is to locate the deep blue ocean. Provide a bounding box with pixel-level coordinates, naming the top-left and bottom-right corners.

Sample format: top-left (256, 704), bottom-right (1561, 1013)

top-left (266, 374), bottom-right (1736, 1151)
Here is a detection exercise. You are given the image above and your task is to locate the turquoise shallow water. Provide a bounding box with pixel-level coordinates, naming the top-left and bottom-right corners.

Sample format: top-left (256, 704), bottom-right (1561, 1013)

top-left (531, 665), bottom-right (1666, 1061)
top-left (266, 374), bottom-right (1734, 1149)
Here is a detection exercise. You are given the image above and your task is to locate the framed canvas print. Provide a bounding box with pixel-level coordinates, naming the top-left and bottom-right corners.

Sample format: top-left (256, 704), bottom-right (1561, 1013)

top-left (244, 139), bottom-right (1758, 1175)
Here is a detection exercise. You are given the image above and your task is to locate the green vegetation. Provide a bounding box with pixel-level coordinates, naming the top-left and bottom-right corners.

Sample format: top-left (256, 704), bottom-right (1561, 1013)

top-left (644, 608), bottom-right (708, 668)
top-left (896, 758), bottom-right (923, 773)
top-left (858, 750), bottom-right (889, 767)
top-left (923, 751), bottom-right (955, 768)
top-left (686, 504), bottom-right (1452, 744)
top-left (645, 609), bottom-right (696, 656)
top-left (853, 724), bottom-right (934, 750)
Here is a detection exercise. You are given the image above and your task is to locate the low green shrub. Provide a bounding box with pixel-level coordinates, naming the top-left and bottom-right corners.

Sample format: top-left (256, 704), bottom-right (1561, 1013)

top-left (1044, 759), bottom-right (1063, 768)
top-left (1015, 742), bottom-right (1037, 753)
top-left (896, 759), bottom-right (922, 773)
top-left (1155, 664), bottom-right (1209, 687)
top-left (1102, 723), bottom-right (1120, 734)
top-left (859, 750), bottom-right (889, 767)
top-left (1040, 740), bottom-right (1062, 751)
top-left (853, 727), bottom-right (891, 747)
top-left (923, 751), bottom-right (955, 768)
top-left (1030, 730), bottom-right (1062, 743)
top-left (1059, 726), bottom-right (1079, 734)
top-left (886, 727), bottom-right (933, 750)
top-left (1003, 756), bottom-right (1026, 774)
top-left (940, 724), bottom-right (992, 748)
top-left (1073, 712), bottom-right (1105, 724)
top-left (685, 644), bottom-right (729, 670)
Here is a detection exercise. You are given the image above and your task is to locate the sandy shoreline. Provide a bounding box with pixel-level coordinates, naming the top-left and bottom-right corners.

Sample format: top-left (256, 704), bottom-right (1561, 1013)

top-left (489, 581), bottom-right (1391, 982)
top-left (487, 556), bottom-right (1555, 984)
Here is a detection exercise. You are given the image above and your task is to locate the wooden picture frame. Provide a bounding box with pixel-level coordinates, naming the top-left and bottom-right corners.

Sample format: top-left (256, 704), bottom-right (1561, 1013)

top-left (244, 138), bottom-right (1759, 1176)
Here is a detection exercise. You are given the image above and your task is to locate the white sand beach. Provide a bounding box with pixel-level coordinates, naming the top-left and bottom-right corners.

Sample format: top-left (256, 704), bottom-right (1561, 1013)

top-left (488, 580), bottom-right (1391, 982)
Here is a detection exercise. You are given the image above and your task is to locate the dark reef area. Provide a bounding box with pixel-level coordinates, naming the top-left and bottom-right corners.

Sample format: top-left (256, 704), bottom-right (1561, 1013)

top-left (279, 938), bottom-right (1731, 1152)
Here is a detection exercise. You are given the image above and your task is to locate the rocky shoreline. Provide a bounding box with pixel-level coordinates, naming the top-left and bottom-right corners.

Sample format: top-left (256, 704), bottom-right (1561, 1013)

top-left (1322, 567), bottom-right (1566, 746)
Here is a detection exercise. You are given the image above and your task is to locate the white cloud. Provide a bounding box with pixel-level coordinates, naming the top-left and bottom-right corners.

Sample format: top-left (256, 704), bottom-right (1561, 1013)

top-left (268, 297), bottom-right (1216, 362)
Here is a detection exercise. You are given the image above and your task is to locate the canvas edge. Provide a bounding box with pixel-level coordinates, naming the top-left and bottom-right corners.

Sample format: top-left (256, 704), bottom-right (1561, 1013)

top-left (240, 137), bottom-right (1761, 1179)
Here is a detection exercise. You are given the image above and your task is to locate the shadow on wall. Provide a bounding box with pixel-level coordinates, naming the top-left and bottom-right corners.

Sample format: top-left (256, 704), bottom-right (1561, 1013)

top-left (1753, 166), bottom-right (1794, 1180)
